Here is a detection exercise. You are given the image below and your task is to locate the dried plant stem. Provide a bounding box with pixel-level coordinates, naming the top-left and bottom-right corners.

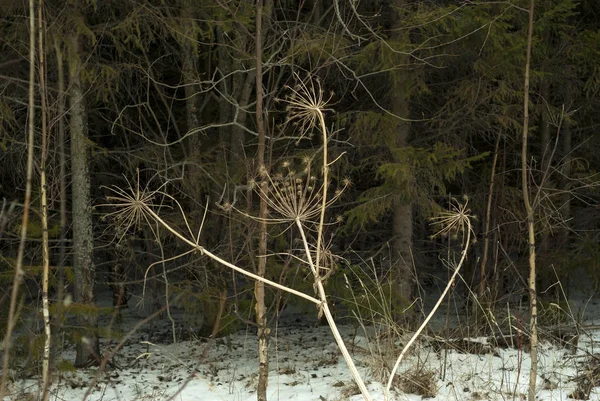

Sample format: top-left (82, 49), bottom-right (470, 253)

top-left (304, 90), bottom-right (372, 401)
top-left (143, 207), bottom-right (321, 306)
top-left (0, 1), bottom-right (36, 398)
top-left (296, 219), bottom-right (373, 401)
top-left (314, 105), bottom-right (328, 282)
top-left (385, 224), bottom-right (472, 400)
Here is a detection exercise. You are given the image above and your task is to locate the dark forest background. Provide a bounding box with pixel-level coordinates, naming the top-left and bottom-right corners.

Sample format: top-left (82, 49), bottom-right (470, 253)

top-left (1, 0), bottom-right (600, 386)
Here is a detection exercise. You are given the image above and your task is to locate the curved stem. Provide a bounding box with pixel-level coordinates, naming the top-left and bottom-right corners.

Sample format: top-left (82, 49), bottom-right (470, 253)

top-left (314, 110), bottom-right (328, 278)
top-left (144, 207), bottom-right (320, 306)
top-left (385, 228), bottom-right (472, 399)
top-left (296, 219), bottom-right (373, 401)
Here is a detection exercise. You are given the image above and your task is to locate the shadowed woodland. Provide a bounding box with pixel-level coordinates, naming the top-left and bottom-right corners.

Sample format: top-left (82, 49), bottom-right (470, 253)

top-left (1, 1), bottom-right (600, 400)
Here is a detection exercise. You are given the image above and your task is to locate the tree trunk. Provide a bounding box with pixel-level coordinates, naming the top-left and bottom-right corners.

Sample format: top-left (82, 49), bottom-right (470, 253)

top-left (38, 3), bottom-right (52, 397)
top-left (538, 81), bottom-right (551, 255)
top-left (312, 0), bottom-right (322, 24)
top-left (52, 35), bottom-right (68, 381)
top-left (54, 38), bottom-right (68, 277)
top-left (229, 71), bottom-right (254, 171)
top-left (0, 1), bottom-right (36, 396)
top-left (68, 30), bottom-right (98, 367)
top-left (521, 2), bottom-right (538, 400)
top-left (560, 83), bottom-right (572, 247)
top-left (255, 1), bottom-right (269, 400)
top-left (477, 134), bottom-right (501, 300)
top-left (557, 82), bottom-right (572, 295)
top-left (216, 25), bottom-right (232, 146)
top-left (181, 1), bottom-right (203, 206)
top-left (392, 202), bottom-right (413, 303)
top-left (390, 0), bottom-right (414, 320)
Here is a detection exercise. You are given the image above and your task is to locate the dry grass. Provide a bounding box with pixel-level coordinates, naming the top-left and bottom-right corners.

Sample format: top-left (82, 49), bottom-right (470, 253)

top-left (397, 367), bottom-right (438, 398)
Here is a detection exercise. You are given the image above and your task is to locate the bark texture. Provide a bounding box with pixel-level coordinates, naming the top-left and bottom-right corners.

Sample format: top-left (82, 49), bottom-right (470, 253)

top-left (69, 31), bottom-right (98, 367)
top-left (255, 1), bottom-right (269, 400)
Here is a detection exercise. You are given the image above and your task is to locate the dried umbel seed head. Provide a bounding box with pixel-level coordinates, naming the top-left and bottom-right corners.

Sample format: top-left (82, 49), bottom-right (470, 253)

top-left (429, 196), bottom-right (475, 243)
top-left (221, 201), bottom-right (233, 212)
top-left (100, 169), bottom-right (162, 244)
top-left (259, 164), bottom-right (268, 178)
top-left (281, 72), bottom-right (332, 141)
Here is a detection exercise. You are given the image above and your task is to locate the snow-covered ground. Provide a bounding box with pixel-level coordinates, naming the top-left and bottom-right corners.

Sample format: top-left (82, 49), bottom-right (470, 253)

top-left (4, 288), bottom-right (600, 401)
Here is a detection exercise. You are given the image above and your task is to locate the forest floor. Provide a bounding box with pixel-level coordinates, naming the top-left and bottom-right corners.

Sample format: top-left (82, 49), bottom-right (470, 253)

top-left (4, 285), bottom-right (600, 401)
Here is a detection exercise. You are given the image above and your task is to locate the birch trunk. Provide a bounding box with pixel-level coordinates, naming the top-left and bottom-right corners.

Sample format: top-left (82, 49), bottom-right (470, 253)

top-left (521, 2), bottom-right (538, 400)
top-left (38, 3), bottom-right (52, 397)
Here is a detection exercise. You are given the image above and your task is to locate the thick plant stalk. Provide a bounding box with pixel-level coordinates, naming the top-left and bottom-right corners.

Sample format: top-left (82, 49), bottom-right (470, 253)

top-left (311, 91), bottom-right (373, 401)
top-left (296, 220), bottom-right (372, 401)
top-left (521, 1), bottom-right (538, 401)
top-left (0, 0), bottom-right (36, 398)
top-left (314, 94), bottom-right (328, 291)
top-left (141, 207), bottom-right (321, 305)
top-left (38, 1), bottom-right (52, 399)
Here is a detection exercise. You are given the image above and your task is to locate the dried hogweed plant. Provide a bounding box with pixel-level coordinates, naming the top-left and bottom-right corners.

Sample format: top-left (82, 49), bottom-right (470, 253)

top-left (102, 74), bottom-right (374, 401)
top-left (100, 169), bottom-right (167, 244)
top-left (259, 159), bottom-right (350, 227)
top-left (274, 74), bottom-right (373, 401)
top-left (279, 72), bottom-right (334, 143)
top-left (429, 195), bottom-right (476, 244)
